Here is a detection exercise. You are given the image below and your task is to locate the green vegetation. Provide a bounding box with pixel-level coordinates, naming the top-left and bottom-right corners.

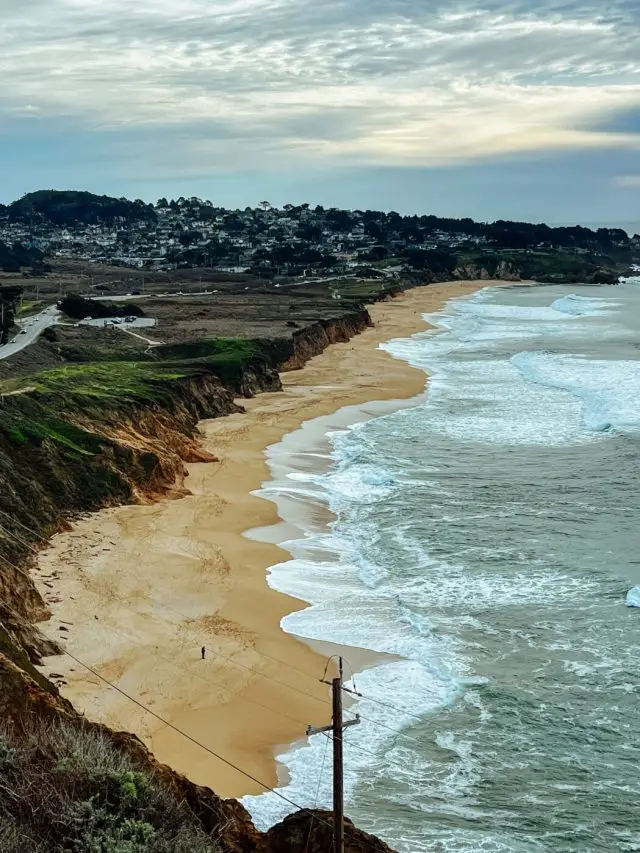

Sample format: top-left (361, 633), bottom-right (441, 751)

top-left (0, 341), bottom-right (266, 457)
top-left (155, 336), bottom-right (256, 363)
top-left (455, 247), bottom-right (621, 283)
top-left (0, 719), bottom-right (221, 853)
top-left (58, 294), bottom-right (145, 321)
top-left (7, 190), bottom-right (157, 227)
top-left (154, 337), bottom-right (267, 388)
top-left (16, 299), bottom-right (44, 317)
top-left (0, 363), bottom-right (192, 458)
top-left (0, 241), bottom-right (47, 274)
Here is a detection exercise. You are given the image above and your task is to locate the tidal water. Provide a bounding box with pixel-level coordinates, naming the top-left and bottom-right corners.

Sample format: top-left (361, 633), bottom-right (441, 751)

top-left (244, 281), bottom-right (640, 853)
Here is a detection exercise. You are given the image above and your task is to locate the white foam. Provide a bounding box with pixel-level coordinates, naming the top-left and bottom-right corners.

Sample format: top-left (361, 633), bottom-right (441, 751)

top-left (245, 659), bottom-right (454, 832)
top-left (512, 351), bottom-right (640, 436)
top-left (382, 286), bottom-right (633, 445)
top-left (551, 293), bottom-right (619, 316)
top-left (626, 586), bottom-right (640, 607)
top-left (245, 284), bottom-right (637, 848)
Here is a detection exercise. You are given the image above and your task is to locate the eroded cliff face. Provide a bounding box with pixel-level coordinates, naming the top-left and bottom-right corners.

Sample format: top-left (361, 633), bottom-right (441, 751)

top-left (0, 653), bottom-right (394, 853)
top-left (0, 371), bottom-right (246, 667)
top-left (453, 259), bottom-right (521, 282)
top-left (0, 310), bottom-right (397, 853)
top-left (280, 310), bottom-right (372, 370)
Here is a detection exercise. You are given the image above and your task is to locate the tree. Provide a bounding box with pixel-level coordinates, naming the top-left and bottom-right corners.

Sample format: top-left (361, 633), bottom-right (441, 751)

top-left (178, 230), bottom-right (203, 247)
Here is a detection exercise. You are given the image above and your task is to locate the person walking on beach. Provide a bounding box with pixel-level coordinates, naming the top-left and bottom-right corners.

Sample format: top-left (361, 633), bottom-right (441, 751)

top-left (201, 646), bottom-right (206, 660)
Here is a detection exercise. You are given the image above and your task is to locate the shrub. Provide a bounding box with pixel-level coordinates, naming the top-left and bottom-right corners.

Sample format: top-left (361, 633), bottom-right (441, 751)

top-left (0, 720), bottom-right (221, 853)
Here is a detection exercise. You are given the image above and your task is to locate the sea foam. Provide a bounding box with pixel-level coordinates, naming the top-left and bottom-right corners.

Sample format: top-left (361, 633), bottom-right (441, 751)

top-left (244, 283), bottom-right (637, 851)
top-left (626, 587), bottom-right (640, 608)
top-left (551, 293), bottom-right (619, 316)
top-left (511, 351), bottom-right (640, 436)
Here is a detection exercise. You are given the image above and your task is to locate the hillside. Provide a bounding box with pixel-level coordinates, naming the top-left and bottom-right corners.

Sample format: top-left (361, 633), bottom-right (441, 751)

top-left (6, 190), bottom-right (157, 226)
top-left (0, 189), bottom-right (632, 284)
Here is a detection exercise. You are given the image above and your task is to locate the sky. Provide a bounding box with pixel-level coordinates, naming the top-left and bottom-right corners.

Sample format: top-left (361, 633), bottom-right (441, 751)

top-left (2, 0), bottom-right (640, 224)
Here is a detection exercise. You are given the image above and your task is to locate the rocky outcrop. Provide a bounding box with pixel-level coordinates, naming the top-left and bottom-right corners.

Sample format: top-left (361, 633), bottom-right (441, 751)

top-left (260, 812), bottom-right (395, 853)
top-left (453, 259), bottom-right (521, 282)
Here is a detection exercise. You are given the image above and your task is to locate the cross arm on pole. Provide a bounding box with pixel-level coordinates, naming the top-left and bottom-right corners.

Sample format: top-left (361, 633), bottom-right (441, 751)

top-left (307, 723), bottom-right (332, 736)
top-left (306, 715), bottom-right (360, 737)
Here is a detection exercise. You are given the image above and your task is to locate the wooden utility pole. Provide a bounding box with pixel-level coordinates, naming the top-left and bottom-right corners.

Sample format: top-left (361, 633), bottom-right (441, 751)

top-left (307, 657), bottom-right (360, 853)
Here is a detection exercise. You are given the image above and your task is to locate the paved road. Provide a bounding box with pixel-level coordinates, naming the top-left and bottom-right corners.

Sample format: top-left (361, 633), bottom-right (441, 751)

top-left (0, 305), bottom-right (60, 361)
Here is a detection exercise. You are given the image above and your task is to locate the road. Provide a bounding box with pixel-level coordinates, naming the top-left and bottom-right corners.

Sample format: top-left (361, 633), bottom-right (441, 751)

top-left (93, 290), bottom-right (219, 302)
top-left (0, 305), bottom-right (60, 361)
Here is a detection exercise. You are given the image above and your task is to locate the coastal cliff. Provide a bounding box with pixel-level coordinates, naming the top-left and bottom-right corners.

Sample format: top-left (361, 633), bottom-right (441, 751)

top-left (0, 653), bottom-right (392, 853)
top-left (280, 310), bottom-right (373, 370)
top-left (0, 307), bottom-right (390, 853)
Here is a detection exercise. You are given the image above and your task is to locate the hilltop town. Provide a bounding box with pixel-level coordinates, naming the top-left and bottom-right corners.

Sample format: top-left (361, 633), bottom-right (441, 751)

top-left (0, 190), bottom-right (636, 285)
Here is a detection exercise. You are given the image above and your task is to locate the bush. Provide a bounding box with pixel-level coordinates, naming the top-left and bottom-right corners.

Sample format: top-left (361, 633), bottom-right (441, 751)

top-left (0, 720), bottom-right (221, 853)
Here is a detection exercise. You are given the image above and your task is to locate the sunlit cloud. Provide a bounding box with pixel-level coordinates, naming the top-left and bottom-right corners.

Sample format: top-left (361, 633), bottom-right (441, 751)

top-left (1, 0), bottom-right (640, 173)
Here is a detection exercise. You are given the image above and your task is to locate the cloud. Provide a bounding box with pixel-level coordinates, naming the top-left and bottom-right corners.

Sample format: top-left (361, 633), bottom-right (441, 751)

top-left (2, 0), bottom-right (640, 174)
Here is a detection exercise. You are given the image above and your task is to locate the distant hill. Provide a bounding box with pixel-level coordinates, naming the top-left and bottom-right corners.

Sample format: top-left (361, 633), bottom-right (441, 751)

top-left (7, 190), bottom-right (157, 227)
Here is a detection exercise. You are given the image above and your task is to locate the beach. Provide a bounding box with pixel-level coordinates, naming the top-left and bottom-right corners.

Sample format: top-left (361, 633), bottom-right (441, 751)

top-left (34, 280), bottom-right (491, 799)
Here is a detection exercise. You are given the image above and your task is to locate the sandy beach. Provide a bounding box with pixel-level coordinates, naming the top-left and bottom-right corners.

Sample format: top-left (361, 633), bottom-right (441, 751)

top-left (34, 280), bottom-right (495, 799)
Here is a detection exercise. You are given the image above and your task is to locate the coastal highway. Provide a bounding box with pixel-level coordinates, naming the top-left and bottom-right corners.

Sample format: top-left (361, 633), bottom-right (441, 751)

top-left (0, 305), bottom-right (60, 361)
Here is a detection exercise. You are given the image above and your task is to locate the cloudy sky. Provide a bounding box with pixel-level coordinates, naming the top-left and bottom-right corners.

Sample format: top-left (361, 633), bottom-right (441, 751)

top-left (2, 0), bottom-right (640, 223)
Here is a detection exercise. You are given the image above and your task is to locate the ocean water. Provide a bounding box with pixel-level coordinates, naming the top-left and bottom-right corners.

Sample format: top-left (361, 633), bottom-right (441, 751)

top-left (243, 280), bottom-right (640, 852)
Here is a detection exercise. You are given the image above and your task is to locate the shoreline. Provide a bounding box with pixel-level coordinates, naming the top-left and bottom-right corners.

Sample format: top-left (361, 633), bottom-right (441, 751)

top-left (34, 279), bottom-right (498, 799)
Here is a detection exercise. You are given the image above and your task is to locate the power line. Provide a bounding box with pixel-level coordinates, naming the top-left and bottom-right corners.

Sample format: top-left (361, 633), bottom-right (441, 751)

top-left (129, 590), bottom-right (432, 743)
top-left (50, 615), bottom-right (426, 786)
top-left (143, 590), bottom-right (328, 687)
top-left (32, 548), bottom-right (429, 752)
top-left (39, 570), bottom-right (328, 708)
top-left (39, 629), bottom-right (331, 825)
top-left (343, 685), bottom-right (428, 726)
top-left (46, 587), bottom-right (427, 753)
top-left (26, 517), bottom-right (434, 730)
top-left (355, 710), bottom-right (424, 748)
top-left (61, 615), bottom-right (317, 731)
top-left (304, 732), bottom-right (331, 853)
top-left (51, 616), bottom-right (427, 786)
top-left (39, 630), bottom-right (393, 853)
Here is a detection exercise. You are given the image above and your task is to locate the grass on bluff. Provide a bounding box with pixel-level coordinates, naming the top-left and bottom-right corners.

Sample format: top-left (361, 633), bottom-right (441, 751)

top-left (0, 338), bottom-right (264, 454)
top-left (1, 337), bottom-right (260, 401)
top-left (31, 362), bottom-right (190, 403)
top-left (154, 336), bottom-right (258, 363)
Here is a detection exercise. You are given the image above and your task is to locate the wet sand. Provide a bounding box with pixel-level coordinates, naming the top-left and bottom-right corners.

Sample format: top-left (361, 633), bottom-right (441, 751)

top-left (34, 280), bottom-right (494, 798)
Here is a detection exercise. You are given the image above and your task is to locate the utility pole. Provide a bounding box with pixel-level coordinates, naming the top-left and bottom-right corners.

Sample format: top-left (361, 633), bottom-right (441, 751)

top-left (307, 657), bottom-right (360, 853)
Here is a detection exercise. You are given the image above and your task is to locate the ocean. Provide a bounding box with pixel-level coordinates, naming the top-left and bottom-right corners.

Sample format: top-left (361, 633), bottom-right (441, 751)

top-left (243, 280), bottom-right (640, 853)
